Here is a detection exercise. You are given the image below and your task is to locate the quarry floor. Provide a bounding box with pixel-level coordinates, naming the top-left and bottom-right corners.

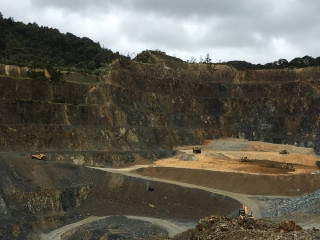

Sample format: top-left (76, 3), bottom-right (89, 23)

top-left (134, 139), bottom-right (320, 225)
top-left (154, 139), bottom-right (319, 175)
top-left (131, 139), bottom-right (320, 230)
top-left (122, 139), bottom-right (320, 198)
top-left (6, 138), bottom-right (319, 239)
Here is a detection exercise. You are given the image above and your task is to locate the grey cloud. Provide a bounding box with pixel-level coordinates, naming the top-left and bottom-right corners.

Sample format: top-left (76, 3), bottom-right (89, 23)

top-left (28, 0), bottom-right (276, 19)
top-left (2, 0), bottom-right (320, 63)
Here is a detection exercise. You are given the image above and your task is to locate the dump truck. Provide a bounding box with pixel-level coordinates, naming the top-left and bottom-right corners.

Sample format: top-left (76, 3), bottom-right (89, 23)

top-left (193, 147), bottom-right (201, 154)
top-left (239, 205), bottom-right (254, 220)
top-left (30, 153), bottom-right (47, 161)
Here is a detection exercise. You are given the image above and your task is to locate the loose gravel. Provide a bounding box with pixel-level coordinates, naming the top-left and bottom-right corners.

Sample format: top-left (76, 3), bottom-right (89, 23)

top-left (260, 189), bottom-right (320, 218)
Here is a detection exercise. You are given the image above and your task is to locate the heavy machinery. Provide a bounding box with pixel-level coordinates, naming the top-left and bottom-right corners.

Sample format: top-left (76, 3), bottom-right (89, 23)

top-left (279, 150), bottom-right (289, 154)
top-left (193, 147), bottom-right (201, 154)
top-left (281, 162), bottom-right (295, 171)
top-left (239, 205), bottom-right (254, 220)
top-left (240, 157), bottom-right (251, 162)
top-left (30, 153), bottom-right (47, 161)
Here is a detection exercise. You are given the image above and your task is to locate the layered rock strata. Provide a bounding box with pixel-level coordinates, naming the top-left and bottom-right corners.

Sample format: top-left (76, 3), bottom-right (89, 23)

top-left (1, 53), bottom-right (320, 166)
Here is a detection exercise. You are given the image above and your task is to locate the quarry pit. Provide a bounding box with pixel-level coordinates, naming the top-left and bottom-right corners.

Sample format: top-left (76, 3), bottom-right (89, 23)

top-left (2, 52), bottom-right (320, 239)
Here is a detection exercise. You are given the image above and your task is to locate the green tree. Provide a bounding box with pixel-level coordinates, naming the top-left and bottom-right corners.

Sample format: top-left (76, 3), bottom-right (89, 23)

top-left (189, 56), bottom-right (197, 64)
top-left (0, 15), bottom-right (123, 70)
top-left (205, 53), bottom-right (212, 64)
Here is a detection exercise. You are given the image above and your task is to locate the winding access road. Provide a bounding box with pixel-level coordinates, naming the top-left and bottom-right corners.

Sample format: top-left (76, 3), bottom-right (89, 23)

top-left (41, 165), bottom-right (279, 240)
top-left (92, 165), bottom-right (276, 219)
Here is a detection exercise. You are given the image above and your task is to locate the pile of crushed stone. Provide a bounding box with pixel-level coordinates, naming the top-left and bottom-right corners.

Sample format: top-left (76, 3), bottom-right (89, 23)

top-left (177, 216), bottom-right (320, 240)
top-left (261, 189), bottom-right (320, 218)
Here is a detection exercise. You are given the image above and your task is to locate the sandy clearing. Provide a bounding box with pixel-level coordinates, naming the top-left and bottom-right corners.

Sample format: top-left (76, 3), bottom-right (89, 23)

top-left (154, 156), bottom-right (318, 175)
top-left (157, 138), bottom-right (320, 175)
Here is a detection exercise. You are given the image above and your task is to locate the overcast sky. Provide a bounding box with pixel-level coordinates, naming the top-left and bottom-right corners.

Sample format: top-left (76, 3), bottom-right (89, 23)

top-left (1, 0), bottom-right (320, 64)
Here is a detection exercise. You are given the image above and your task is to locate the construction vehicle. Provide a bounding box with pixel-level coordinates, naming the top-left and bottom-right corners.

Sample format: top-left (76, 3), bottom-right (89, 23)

top-left (240, 157), bottom-right (251, 162)
top-left (239, 205), bottom-right (254, 220)
top-left (193, 147), bottom-right (201, 154)
top-left (279, 150), bottom-right (289, 154)
top-left (30, 153), bottom-right (47, 161)
top-left (281, 162), bottom-right (295, 171)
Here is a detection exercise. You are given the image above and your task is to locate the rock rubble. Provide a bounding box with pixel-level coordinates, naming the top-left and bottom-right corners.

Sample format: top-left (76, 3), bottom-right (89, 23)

top-left (189, 215), bottom-right (320, 240)
top-left (261, 189), bottom-right (320, 218)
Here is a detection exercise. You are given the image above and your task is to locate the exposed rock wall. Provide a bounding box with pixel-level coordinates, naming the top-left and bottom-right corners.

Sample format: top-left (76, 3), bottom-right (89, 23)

top-left (0, 157), bottom-right (92, 239)
top-left (1, 54), bottom-right (320, 166)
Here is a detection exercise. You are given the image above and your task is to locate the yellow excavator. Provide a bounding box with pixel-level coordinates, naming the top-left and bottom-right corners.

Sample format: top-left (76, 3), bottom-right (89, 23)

top-left (239, 205), bottom-right (254, 220)
top-left (30, 153), bottom-right (47, 161)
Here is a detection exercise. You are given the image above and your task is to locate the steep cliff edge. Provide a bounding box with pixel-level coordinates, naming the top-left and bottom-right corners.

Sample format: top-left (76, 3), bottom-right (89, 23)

top-left (1, 51), bottom-right (320, 167)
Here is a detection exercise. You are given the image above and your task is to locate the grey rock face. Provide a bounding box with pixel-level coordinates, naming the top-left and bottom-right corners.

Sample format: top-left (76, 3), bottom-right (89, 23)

top-left (0, 195), bottom-right (8, 215)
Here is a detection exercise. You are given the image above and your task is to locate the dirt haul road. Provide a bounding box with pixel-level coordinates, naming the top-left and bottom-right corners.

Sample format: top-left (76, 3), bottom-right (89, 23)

top-left (92, 167), bottom-right (320, 229)
top-left (42, 139), bottom-right (320, 239)
top-left (93, 139), bottom-right (320, 228)
top-left (41, 215), bottom-right (195, 240)
top-left (131, 139), bottom-right (320, 229)
top-left (93, 166), bottom-right (270, 219)
top-left (135, 166), bottom-right (320, 196)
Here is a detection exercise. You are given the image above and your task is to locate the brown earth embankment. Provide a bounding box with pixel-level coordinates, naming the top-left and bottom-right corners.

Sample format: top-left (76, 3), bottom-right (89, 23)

top-left (135, 166), bottom-right (320, 196)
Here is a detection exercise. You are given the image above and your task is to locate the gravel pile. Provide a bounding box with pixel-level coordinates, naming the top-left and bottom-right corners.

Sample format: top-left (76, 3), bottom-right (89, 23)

top-left (206, 139), bottom-right (249, 151)
top-left (188, 215), bottom-right (320, 240)
top-left (260, 189), bottom-right (320, 218)
top-left (177, 152), bottom-right (195, 161)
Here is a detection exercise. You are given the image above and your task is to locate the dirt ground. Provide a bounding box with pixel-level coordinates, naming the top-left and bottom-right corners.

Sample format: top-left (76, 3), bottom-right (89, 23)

top-left (132, 139), bottom-right (320, 196)
top-left (130, 139), bottom-right (320, 231)
top-left (135, 166), bottom-right (320, 196)
top-left (153, 139), bottom-right (320, 175)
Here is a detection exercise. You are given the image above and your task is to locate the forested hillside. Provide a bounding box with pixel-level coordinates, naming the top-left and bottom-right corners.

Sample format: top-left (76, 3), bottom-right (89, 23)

top-left (0, 13), bottom-right (122, 70)
top-left (223, 56), bottom-right (320, 70)
top-left (2, 13), bottom-right (320, 73)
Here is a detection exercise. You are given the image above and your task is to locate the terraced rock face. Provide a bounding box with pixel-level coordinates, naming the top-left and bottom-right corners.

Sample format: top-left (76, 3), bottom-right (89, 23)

top-left (1, 52), bottom-right (320, 166)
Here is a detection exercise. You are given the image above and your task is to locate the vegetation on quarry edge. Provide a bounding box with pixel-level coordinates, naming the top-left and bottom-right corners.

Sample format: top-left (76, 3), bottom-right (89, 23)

top-left (1, 12), bottom-right (320, 75)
